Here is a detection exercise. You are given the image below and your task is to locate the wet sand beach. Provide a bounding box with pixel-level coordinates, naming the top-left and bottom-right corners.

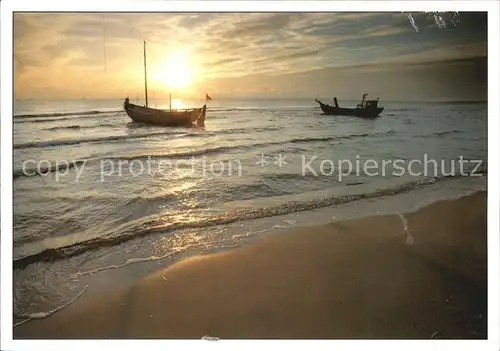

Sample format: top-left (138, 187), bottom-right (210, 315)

top-left (14, 191), bottom-right (487, 339)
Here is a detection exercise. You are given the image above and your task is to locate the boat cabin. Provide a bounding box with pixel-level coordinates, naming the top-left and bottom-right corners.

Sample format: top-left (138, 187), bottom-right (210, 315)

top-left (360, 99), bottom-right (379, 109)
top-left (356, 94), bottom-right (379, 109)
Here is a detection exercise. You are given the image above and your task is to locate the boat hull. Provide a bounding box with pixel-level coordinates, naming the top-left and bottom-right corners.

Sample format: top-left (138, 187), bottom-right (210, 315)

top-left (124, 102), bottom-right (206, 127)
top-left (315, 99), bottom-right (383, 118)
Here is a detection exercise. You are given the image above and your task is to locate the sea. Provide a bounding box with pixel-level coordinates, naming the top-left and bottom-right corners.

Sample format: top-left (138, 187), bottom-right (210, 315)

top-left (12, 97), bottom-right (487, 320)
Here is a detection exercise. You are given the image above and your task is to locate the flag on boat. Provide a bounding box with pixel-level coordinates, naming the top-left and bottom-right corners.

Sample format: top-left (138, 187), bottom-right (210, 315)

top-left (206, 93), bottom-right (212, 101)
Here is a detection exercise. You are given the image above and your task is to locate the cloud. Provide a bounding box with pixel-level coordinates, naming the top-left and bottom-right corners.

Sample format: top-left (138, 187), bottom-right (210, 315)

top-left (220, 13), bottom-right (299, 38)
top-left (13, 12), bottom-right (487, 100)
top-left (203, 56), bottom-right (486, 102)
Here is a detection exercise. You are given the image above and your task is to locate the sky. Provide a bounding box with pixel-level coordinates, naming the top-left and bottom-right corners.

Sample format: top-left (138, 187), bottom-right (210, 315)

top-left (13, 11), bottom-right (487, 102)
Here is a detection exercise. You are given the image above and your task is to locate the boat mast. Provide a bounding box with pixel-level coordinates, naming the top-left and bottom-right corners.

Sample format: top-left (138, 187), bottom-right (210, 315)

top-left (143, 40), bottom-right (149, 107)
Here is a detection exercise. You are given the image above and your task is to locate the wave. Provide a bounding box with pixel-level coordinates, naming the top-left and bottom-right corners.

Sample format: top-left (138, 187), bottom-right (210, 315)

top-left (346, 181), bottom-right (365, 186)
top-left (14, 107), bottom-right (268, 123)
top-left (14, 105), bottom-right (315, 123)
top-left (105, 146), bottom-right (236, 162)
top-left (13, 130), bottom-right (395, 179)
top-left (14, 113), bottom-right (123, 124)
top-left (209, 107), bottom-right (263, 112)
top-left (14, 110), bottom-right (121, 119)
top-left (14, 130), bottom-right (187, 149)
top-left (14, 115), bottom-right (122, 124)
top-left (12, 129), bottom-right (375, 152)
top-left (15, 117), bottom-right (388, 151)
top-left (45, 125), bottom-right (81, 131)
top-left (434, 129), bottom-right (461, 136)
top-left (15, 117), bottom-right (72, 124)
top-left (199, 107), bottom-right (312, 113)
top-left (13, 146), bottom-right (234, 179)
top-left (290, 133), bottom-right (370, 143)
top-left (44, 123), bottom-right (116, 131)
top-left (87, 133), bottom-right (375, 161)
top-left (13, 160), bottom-right (86, 179)
top-left (217, 126), bottom-right (283, 134)
top-left (13, 174), bottom-right (466, 269)
top-left (15, 125), bottom-right (287, 150)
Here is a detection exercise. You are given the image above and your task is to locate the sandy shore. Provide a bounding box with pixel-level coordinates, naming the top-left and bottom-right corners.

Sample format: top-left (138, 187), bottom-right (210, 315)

top-left (14, 191), bottom-right (487, 339)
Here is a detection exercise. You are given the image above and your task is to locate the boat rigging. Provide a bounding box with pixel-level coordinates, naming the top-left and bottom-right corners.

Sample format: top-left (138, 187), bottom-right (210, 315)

top-left (123, 40), bottom-right (210, 127)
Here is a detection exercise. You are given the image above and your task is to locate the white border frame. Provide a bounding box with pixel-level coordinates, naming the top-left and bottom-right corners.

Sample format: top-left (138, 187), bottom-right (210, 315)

top-left (1, 1), bottom-right (499, 350)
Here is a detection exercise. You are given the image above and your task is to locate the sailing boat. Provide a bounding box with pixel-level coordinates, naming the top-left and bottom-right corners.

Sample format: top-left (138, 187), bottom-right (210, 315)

top-left (123, 41), bottom-right (209, 127)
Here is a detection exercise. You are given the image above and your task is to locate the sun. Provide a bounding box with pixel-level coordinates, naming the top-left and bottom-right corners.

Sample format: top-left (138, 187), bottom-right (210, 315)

top-left (156, 48), bottom-right (196, 90)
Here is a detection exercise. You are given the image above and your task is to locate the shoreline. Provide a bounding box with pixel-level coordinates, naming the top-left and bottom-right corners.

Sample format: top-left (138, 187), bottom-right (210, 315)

top-left (14, 190), bottom-right (487, 339)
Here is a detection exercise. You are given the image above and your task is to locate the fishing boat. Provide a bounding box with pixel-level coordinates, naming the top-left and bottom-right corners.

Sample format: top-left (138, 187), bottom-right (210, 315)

top-left (315, 94), bottom-right (384, 118)
top-left (124, 97), bottom-right (207, 127)
top-left (123, 41), bottom-right (209, 127)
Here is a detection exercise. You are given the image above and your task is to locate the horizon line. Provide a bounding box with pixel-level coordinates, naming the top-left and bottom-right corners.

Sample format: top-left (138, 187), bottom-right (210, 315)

top-left (13, 97), bottom-right (488, 104)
